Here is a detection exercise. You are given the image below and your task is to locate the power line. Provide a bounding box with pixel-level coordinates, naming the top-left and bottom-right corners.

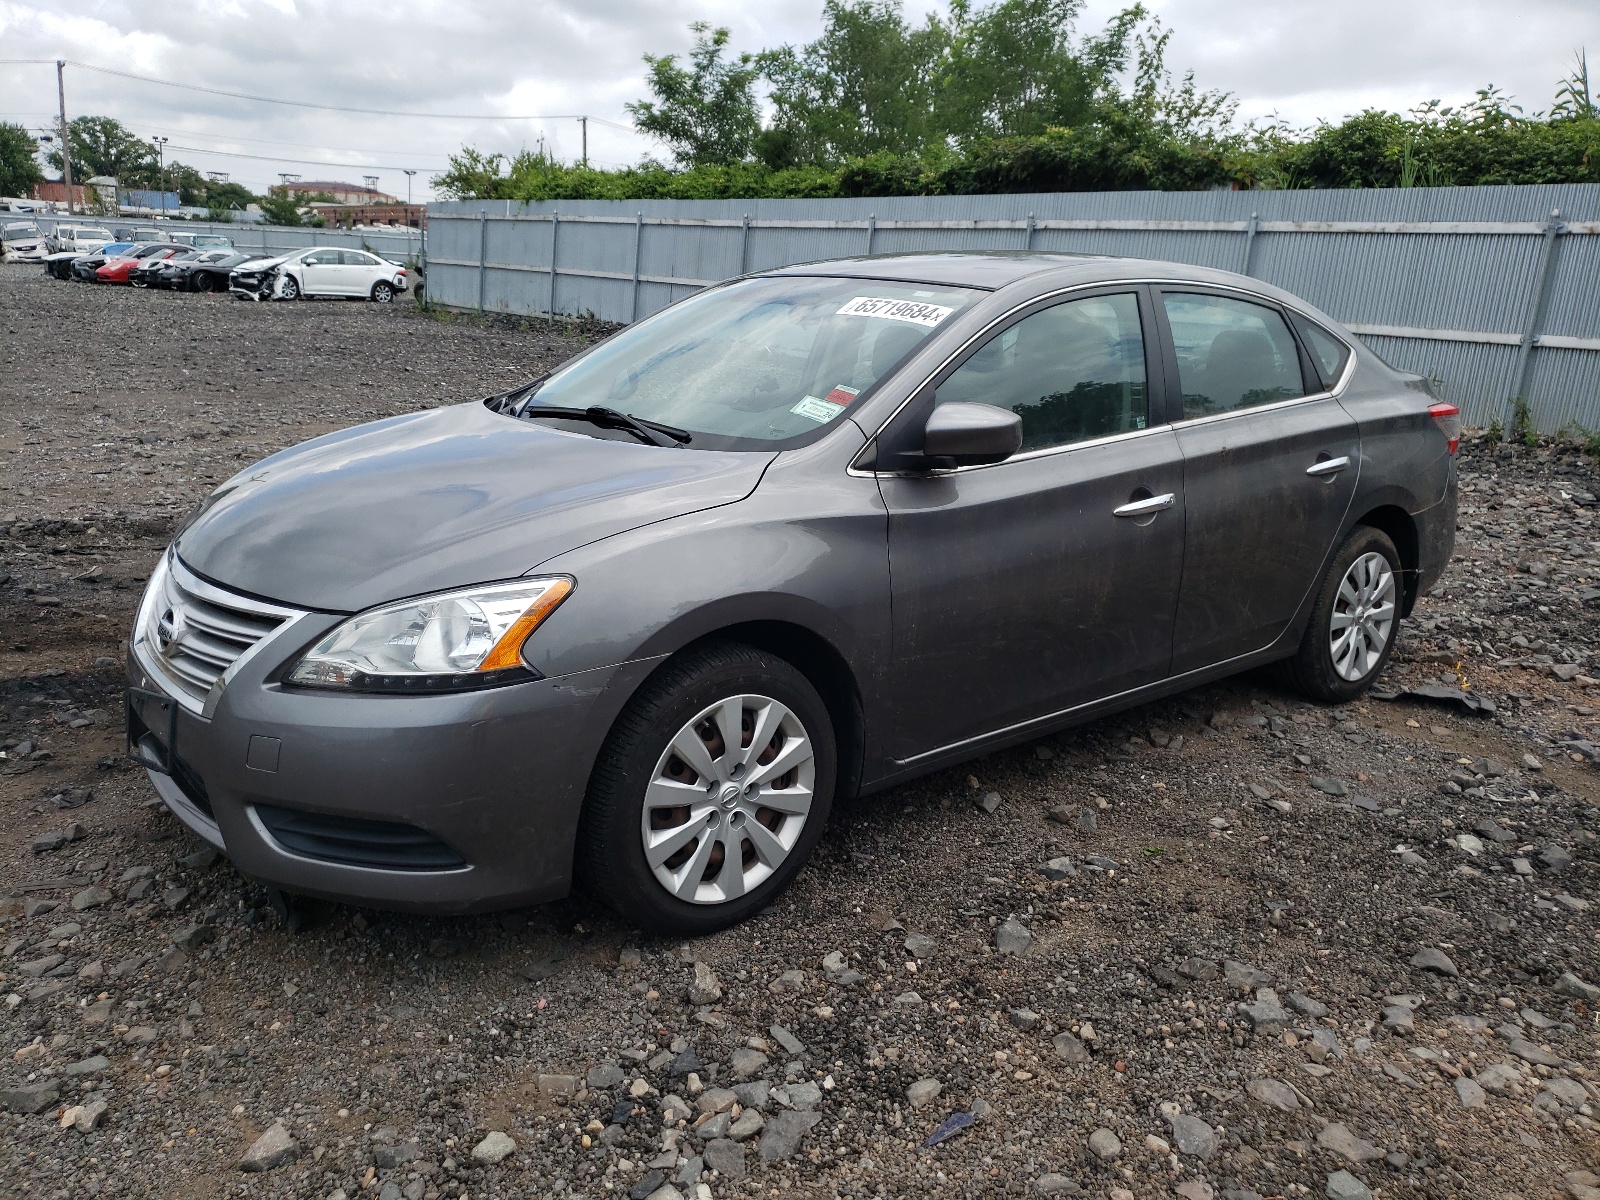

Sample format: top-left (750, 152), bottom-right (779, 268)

top-left (2, 57), bottom-right (637, 128)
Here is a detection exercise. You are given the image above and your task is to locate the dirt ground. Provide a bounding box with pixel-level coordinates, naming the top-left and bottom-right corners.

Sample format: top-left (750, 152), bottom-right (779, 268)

top-left (1, 262), bottom-right (1597, 1200)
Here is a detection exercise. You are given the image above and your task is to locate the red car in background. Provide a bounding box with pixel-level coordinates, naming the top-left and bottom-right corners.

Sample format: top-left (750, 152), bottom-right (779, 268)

top-left (96, 243), bottom-right (183, 284)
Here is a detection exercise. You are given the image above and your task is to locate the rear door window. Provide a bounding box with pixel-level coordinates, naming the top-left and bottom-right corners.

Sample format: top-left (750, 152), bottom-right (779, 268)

top-left (935, 292), bottom-right (1149, 452)
top-left (1161, 292), bottom-right (1306, 419)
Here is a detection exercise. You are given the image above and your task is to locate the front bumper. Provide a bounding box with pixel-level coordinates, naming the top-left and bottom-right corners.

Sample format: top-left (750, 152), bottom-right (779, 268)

top-left (126, 585), bottom-right (662, 914)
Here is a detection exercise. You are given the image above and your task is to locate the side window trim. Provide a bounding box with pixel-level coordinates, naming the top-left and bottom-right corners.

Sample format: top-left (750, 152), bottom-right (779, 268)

top-left (874, 285), bottom-right (1164, 469)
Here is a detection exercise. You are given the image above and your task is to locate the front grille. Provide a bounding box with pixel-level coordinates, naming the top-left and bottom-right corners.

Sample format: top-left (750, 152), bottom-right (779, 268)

top-left (139, 554), bottom-right (300, 705)
top-left (254, 804), bottom-right (467, 871)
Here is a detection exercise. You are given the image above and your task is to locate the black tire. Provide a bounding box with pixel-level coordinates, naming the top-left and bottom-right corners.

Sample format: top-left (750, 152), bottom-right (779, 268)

top-left (1280, 525), bottom-right (1403, 703)
top-left (193, 273), bottom-right (214, 293)
top-left (371, 281), bottom-right (395, 304)
top-left (277, 275), bottom-right (300, 301)
top-left (578, 641), bottom-right (836, 935)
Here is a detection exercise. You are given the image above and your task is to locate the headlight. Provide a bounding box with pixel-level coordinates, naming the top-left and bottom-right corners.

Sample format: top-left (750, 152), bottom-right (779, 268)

top-left (287, 578), bottom-right (572, 692)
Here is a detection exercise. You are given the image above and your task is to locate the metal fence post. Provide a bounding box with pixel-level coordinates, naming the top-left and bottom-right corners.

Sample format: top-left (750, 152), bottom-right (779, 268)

top-left (547, 212), bottom-right (559, 321)
top-left (1024, 212), bottom-right (1036, 250)
top-left (865, 213), bottom-right (877, 255)
top-left (1240, 211), bottom-right (1260, 276)
top-left (632, 211), bottom-right (644, 323)
top-left (740, 213), bottom-right (751, 275)
top-left (476, 211), bottom-right (487, 314)
top-left (1504, 209), bottom-right (1565, 432)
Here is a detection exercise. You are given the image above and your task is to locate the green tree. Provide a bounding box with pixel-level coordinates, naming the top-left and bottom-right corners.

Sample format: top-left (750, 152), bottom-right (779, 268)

top-left (46, 115), bottom-right (156, 182)
top-left (933, 0), bottom-right (1094, 140)
top-left (0, 123), bottom-right (44, 196)
top-left (761, 1), bottom-right (948, 165)
top-left (257, 193), bottom-right (305, 226)
top-left (626, 24), bottom-right (764, 166)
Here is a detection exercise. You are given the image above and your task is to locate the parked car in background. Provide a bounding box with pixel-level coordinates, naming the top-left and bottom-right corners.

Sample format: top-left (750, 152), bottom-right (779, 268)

top-left (95, 243), bottom-right (185, 284)
top-left (46, 225), bottom-right (115, 256)
top-left (230, 246), bottom-right (408, 302)
top-left (131, 248), bottom-right (205, 288)
top-left (1, 219), bottom-right (47, 262)
top-left (170, 231), bottom-right (235, 250)
top-left (126, 251), bottom-right (1457, 931)
top-left (67, 243), bottom-right (137, 281)
top-left (113, 227), bottom-right (169, 243)
top-left (165, 250), bottom-right (253, 292)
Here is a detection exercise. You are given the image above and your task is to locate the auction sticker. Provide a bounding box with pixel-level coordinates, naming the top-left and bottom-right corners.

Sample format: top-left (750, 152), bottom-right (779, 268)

top-left (792, 395), bottom-right (848, 423)
top-left (836, 296), bottom-right (954, 327)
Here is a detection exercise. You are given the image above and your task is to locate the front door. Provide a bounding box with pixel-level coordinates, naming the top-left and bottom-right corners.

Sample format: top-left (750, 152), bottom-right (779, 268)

top-left (299, 249), bottom-right (342, 295)
top-left (1158, 289), bottom-right (1361, 672)
top-left (878, 288), bottom-right (1186, 762)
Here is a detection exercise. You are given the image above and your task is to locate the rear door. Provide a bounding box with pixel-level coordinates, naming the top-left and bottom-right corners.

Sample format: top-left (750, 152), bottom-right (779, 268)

top-left (339, 250), bottom-right (382, 295)
top-left (1157, 288), bottom-right (1360, 673)
top-left (877, 287), bottom-right (1186, 761)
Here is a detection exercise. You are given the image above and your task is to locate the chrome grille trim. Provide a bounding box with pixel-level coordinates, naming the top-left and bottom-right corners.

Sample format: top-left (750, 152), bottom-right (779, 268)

top-left (133, 550), bottom-right (308, 714)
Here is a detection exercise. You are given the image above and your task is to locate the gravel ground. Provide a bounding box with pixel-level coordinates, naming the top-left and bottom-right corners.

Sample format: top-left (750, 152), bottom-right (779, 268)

top-left (2, 262), bottom-right (1598, 1200)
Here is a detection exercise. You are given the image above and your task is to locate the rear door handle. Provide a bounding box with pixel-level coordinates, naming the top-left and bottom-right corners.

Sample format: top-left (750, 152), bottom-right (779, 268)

top-left (1113, 493), bottom-right (1176, 518)
top-left (1305, 456), bottom-right (1350, 477)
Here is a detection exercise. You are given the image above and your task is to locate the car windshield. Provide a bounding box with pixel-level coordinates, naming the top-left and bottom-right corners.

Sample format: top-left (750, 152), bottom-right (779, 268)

top-left (520, 275), bottom-right (981, 450)
top-left (95, 243), bottom-right (133, 256)
top-left (2, 221), bottom-right (39, 239)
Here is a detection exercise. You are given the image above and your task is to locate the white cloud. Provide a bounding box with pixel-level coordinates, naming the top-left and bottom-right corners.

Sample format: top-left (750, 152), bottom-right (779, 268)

top-left (1, 0), bottom-right (1594, 198)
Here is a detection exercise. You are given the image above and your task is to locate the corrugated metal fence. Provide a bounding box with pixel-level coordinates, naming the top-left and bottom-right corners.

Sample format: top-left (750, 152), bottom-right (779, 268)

top-left (425, 186), bottom-right (1600, 432)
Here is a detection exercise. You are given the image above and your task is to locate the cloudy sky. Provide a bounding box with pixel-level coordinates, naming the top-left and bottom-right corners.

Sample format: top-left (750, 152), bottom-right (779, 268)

top-left (1, 0), bottom-right (1594, 200)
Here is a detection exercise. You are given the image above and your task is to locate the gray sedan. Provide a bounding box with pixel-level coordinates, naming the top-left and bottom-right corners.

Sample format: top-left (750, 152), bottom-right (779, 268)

top-left (126, 251), bottom-right (1457, 933)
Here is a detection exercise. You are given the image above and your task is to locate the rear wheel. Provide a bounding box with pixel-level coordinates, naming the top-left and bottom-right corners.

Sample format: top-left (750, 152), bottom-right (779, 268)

top-left (1281, 525), bottom-right (1402, 702)
top-left (371, 281), bottom-right (395, 304)
top-left (578, 642), bottom-right (835, 934)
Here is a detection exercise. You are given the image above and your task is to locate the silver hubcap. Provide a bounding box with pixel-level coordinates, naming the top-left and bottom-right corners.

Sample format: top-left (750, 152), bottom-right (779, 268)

top-left (641, 694), bottom-right (815, 905)
top-left (1330, 551), bottom-right (1396, 681)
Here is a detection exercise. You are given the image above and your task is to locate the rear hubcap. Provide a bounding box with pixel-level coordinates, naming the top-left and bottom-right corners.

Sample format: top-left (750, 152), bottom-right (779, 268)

top-left (641, 694), bottom-right (815, 905)
top-left (1329, 551), bottom-right (1396, 681)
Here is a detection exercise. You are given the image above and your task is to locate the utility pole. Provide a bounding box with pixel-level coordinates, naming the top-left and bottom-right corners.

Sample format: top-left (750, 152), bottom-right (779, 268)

top-left (580, 116), bottom-right (588, 167)
top-left (403, 169), bottom-right (416, 205)
top-left (56, 60), bottom-right (74, 215)
top-left (152, 136), bottom-right (169, 217)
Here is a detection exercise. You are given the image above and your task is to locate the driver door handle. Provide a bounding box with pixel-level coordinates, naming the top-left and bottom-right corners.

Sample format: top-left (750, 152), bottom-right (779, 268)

top-left (1113, 493), bottom-right (1175, 518)
top-left (1305, 456), bottom-right (1350, 476)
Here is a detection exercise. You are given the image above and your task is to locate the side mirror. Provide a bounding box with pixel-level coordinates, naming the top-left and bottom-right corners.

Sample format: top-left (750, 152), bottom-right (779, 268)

top-left (921, 402), bottom-right (1023, 467)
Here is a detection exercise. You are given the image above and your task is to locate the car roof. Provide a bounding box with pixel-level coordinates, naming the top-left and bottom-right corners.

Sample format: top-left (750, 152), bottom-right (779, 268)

top-left (762, 250), bottom-right (1302, 303)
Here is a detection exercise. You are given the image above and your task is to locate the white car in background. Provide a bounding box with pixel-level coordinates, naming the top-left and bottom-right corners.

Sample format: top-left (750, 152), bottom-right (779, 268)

top-left (47, 225), bottom-right (116, 255)
top-left (1, 219), bottom-right (49, 262)
top-left (229, 246), bottom-right (408, 303)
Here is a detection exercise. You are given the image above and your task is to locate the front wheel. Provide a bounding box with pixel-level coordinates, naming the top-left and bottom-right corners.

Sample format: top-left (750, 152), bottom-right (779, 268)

top-left (193, 273), bottom-right (215, 293)
top-left (276, 275), bottom-right (300, 301)
top-left (578, 642), bottom-right (836, 934)
top-left (371, 281), bottom-right (395, 304)
top-left (1281, 525), bottom-right (1402, 702)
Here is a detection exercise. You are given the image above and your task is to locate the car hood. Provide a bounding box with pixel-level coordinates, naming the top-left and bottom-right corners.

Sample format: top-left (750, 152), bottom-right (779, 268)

top-left (176, 401), bottom-right (776, 612)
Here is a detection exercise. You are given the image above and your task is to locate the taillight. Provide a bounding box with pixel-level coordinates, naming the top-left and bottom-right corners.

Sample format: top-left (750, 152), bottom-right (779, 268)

top-left (1428, 402), bottom-right (1460, 455)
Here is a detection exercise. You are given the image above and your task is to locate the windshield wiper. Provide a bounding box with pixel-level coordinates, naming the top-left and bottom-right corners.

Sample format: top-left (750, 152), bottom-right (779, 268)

top-left (519, 404), bottom-right (691, 447)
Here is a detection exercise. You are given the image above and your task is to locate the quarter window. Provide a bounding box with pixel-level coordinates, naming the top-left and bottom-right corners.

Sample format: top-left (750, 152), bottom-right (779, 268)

top-left (1291, 313), bottom-right (1351, 390)
top-left (1162, 292), bottom-right (1306, 418)
top-left (935, 293), bottom-right (1148, 453)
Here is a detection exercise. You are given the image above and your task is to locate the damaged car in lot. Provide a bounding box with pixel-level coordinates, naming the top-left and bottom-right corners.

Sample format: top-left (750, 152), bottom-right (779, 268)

top-left (127, 251), bottom-right (1457, 934)
top-left (230, 246), bottom-right (408, 302)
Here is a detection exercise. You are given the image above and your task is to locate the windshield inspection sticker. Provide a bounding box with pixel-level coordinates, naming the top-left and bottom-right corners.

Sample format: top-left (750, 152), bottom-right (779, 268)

top-left (836, 296), bottom-right (954, 327)
top-left (792, 394), bottom-right (848, 423)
